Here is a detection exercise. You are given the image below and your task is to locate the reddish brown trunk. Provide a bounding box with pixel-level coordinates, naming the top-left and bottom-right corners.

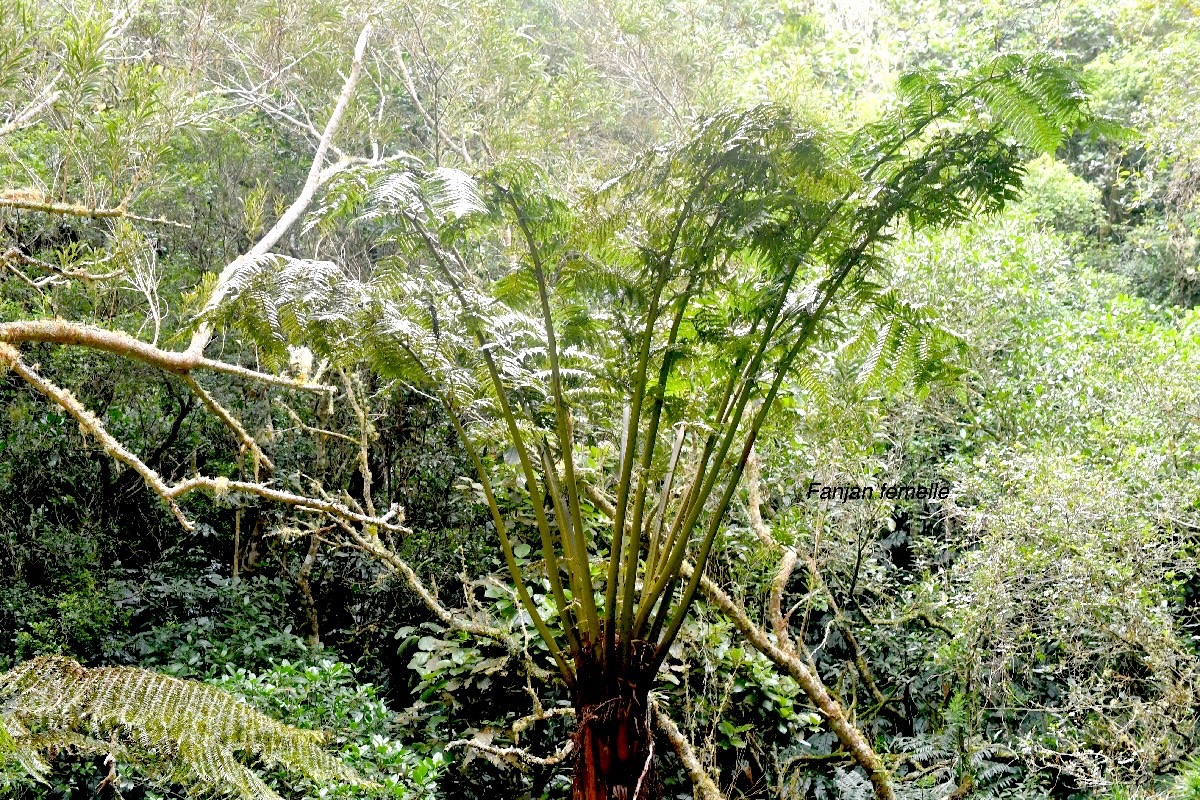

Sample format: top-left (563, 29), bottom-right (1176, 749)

top-left (571, 640), bottom-right (659, 800)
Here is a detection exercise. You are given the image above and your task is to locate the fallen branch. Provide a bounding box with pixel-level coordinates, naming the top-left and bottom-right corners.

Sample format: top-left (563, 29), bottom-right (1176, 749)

top-left (445, 736), bottom-right (573, 769)
top-left (651, 697), bottom-right (725, 800)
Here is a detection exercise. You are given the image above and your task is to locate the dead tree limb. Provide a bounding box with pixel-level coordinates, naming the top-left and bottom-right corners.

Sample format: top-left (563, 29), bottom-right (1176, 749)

top-left (651, 697), bottom-right (726, 800)
top-left (190, 23), bottom-right (373, 358)
top-left (682, 561), bottom-right (895, 800)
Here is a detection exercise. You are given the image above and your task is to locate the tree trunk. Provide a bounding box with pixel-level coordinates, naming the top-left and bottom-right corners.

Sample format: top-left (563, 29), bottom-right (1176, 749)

top-left (572, 641), bottom-right (658, 800)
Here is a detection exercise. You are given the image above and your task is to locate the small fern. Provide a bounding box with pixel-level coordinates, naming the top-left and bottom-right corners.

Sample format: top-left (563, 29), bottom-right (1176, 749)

top-left (0, 656), bottom-right (371, 800)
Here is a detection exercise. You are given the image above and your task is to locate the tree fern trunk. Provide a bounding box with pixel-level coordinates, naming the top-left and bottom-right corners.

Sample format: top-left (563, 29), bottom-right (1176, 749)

top-left (572, 641), bottom-right (658, 800)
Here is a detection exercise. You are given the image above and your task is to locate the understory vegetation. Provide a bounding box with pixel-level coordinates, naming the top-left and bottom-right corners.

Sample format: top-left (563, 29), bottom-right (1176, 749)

top-left (1, 1), bottom-right (1199, 799)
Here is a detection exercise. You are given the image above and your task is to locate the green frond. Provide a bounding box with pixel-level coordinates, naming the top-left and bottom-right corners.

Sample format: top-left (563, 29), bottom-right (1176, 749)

top-left (0, 657), bottom-right (370, 800)
top-left (841, 290), bottom-right (965, 394)
top-left (423, 167), bottom-right (487, 220)
top-left (974, 53), bottom-right (1085, 153)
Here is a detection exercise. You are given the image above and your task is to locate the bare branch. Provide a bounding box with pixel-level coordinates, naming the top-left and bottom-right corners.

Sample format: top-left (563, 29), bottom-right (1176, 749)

top-left (167, 478), bottom-right (405, 531)
top-left (341, 523), bottom-right (511, 642)
top-left (180, 374), bottom-right (274, 471)
top-left (800, 554), bottom-right (890, 710)
top-left (190, 23), bottom-right (373, 358)
top-left (769, 547), bottom-right (799, 646)
top-left (277, 398), bottom-right (359, 443)
top-left (341, 369), bottom-right (375, 516)
top-left (390, 43), bottom-right (475, 165)
top-left (3, 247), bottom-right (124, 284)
top-left (513, 706), bottom-right (576, 739)
top-left (0, 319), bottom-right (334, 392)
top-left (0, 342), bottom-right (192, 528)
top-left (748, 449), bottom-right (894, 711)
top-left (296, 532), bottom-right (322, 648)
top-left (0, 336), bottom-right (395, 534)
top-left (445, 736), bottom-right (573, 769)
top-left (745, 445), bottom-right (776, 549)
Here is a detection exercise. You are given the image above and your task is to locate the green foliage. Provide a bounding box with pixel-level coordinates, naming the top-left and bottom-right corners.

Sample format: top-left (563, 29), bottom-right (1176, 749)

top-left (1174, 756), bottom-right (1200, 800)
top-left (110, 572), bottom-right (313, 679)
top-left (1018, 154), bottom-right (1103, 240)
top-left (0, 657), bottom-right (368, 800)
top-left (2, 1), bottom-right (1200, 798)
top-left (212, 659), bottom-right (445, 800)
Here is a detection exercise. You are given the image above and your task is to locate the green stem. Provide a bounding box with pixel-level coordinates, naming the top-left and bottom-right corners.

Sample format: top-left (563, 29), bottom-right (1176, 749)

top-left (507, 191), bottom-right (599, 638)
top-left (442, 397), bottom-right (576, 685)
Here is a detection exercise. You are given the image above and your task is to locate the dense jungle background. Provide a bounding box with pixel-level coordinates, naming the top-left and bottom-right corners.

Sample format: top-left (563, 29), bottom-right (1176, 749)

top-left (2, 1), bottom-right (1200, 799)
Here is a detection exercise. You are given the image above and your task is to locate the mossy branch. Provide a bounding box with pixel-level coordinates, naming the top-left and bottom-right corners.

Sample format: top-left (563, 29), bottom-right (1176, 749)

top-left (0, 341), bottom-right (399, 533)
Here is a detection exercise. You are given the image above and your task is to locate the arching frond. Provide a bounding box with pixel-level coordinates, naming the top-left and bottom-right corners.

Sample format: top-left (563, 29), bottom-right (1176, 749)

top-left (0, 657), bottom-right (368, 800)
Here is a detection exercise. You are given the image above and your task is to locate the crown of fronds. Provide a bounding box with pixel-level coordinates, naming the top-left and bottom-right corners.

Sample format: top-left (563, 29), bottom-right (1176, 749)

top-left (0, 657), bottom-right (368, 800)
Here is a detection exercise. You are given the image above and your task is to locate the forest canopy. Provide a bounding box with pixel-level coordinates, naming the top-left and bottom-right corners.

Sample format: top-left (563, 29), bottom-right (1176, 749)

top-left (1, 1), bottom-right (1199, 800)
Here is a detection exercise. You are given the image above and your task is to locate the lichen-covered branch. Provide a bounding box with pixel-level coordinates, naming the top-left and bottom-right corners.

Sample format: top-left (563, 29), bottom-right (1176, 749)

top-left (181, 374), bottom-right (275, 472)
top-left (2, 247), bottom-right (124, 285)
top-left (0, 341), bottom-right (192, 528)
top-left (682, 561), bottom-right (895, 800)
top-left (445, 736), bottom-right (574, 768)
top-left (340, 523), bottom-right (509, 641)
top-left (0, 192), bottom-right (189, 228)
top-left (0, 319), bottom-right (333, 392)
top-left (651, 697), bottom-right (725, 800)
top-left (0, 342), bottom-right (400, 534)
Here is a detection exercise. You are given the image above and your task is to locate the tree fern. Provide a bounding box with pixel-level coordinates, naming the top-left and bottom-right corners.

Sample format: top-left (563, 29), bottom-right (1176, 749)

top-left (0, 657), bottom-right (369, 800)
top-left (196, 53), bottom-right (1104, 799)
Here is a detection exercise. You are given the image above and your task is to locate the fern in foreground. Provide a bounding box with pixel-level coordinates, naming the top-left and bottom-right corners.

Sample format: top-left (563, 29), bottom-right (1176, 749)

top-left (0, 656), bottom-right (370, 799)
